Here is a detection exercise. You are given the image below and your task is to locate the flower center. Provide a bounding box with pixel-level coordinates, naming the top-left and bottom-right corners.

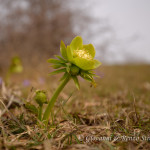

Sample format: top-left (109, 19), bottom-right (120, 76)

top-left (73, 49), bottom-right (92, 60)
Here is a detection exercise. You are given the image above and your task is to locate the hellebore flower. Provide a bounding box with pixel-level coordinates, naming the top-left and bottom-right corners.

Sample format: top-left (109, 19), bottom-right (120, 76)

top-left (66, 36), bottom-right (101, 70)
top-left (48, 36), bottom-right (101, 89)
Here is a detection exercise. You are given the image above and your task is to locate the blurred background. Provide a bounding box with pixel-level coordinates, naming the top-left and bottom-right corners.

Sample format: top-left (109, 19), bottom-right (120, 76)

top-left (0, 0), bottom-right (150, 73)
top-left (0, 1), bottom-right (150, 149)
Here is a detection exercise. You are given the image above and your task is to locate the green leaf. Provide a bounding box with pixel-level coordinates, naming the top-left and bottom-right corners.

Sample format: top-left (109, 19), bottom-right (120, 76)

top-left (47, 58), bottom-right (62, 64)
top-left (73, 57), bottom-right (95, 70)
top-left (52, 64), bottom-right (62, 69)
top-left (72, 76), bottom-right (80, 90)
top-left (60, 40), bottom-right (68, 59)
top-left (81, 71), bottom-right (93, 79)
top-left (49, 68), bottom-right (66, 75)
top-left (54, 55), bottom-right (67, 63)
top-left (83, 44), bottom-right (95, 58)
top-left (86, 74), bottom-right (93, 80)
top-left (72, 134), bottom-right (81, 144)
top-left (93, 59), bottom-right (101, 69)
top-left (52, 63), bottom-right (66, 69)
top-left (87, 72), bottom-right (100, 78)
top-left (86, 71), bottom-right (95, 76)
top-left (70, 36), bottom-right (83, 52)
top-left (80, 71), bottom-right (94, 82)
top-left (25, 102), bottom-right (38, 115)
top-left (81, 75), bottom-right (93, 82)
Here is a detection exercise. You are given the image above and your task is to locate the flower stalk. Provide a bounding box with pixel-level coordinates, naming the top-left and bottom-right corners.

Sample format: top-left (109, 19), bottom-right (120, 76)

top-left (42, 74), bottom-right (70, 124)
top-left (38, 106), bottom-right (43, 121)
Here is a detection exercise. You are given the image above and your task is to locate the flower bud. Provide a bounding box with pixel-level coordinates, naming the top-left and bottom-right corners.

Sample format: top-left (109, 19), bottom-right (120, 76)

top-left (70, 65), bottom-right (80, 76)
top-left (10, 56), bottom-right (23, 73)
top-left (34, 90), bottom-right (47, 106)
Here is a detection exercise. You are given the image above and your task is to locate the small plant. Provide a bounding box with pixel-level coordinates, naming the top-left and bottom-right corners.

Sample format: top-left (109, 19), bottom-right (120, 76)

top-left (34, 90), bottom-right (47, 121)
top-left (25, 90), bottom-right (48, 122)
top-left (5, 56), bottom-right (23, 84)
top-left (42, 36), bottom-right (101, 125)
top-left (9, 56), bottom-right (23, 74)
top-left (25, 36), bottom-right (101, 126)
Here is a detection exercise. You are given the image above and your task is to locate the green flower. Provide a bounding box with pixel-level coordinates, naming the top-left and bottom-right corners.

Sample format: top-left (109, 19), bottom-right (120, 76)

top-left (9, 56), bottom-right (23, 73)
top-left (61, 36), bottom-right (101, 70)
top-left (48, 36), bottom-right (101, 89)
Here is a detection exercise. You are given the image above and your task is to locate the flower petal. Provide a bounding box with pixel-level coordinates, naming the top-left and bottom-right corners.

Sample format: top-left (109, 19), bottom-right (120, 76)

top-left (83, 44), bottom-right (95, 58)
top-left (60, 40), bottom-right (68, 59)
top-left (93, 59), bottom-right (101, 69)
top-left (66, 46), bottom-right (73, 62)
top-left (73, 57), bottom-right (95, 70)
top-left (70, 36), bottom-right (83, 52)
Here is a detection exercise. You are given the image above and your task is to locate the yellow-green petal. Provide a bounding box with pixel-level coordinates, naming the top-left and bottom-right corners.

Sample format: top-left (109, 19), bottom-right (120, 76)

top-left (73, 57), bottom-right (95, 70)
top-left (70, 36), bottom-right (83, 52)
top-left (83, 44), bottom-right (95, 58)
top-left (66, 46), bottom-right (73, 62)
top-left (60, 40), bottom-right (68, 59)
top-left (93, 59), bottom-right (101, 69)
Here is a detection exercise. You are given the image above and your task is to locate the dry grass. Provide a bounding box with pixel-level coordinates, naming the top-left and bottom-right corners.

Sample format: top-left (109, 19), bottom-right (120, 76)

top-left (0, 65), bottom-right (150, 150)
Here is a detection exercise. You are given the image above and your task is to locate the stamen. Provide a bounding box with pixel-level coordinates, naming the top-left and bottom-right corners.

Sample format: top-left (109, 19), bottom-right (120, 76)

top-left (73, 49), bottom-right (92, 60)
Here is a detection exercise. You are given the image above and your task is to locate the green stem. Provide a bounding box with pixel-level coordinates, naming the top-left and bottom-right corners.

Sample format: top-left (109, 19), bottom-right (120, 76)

top-left (5, 71), bottom-right (11, 85)
top-left (42, 75), bottom-right (70, 124)
top-left (38, 106), bottom-right (43, 121)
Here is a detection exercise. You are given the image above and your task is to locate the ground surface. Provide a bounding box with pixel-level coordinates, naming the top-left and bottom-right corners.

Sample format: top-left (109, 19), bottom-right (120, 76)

top-left (0, 65), bottom-right (150, 150)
